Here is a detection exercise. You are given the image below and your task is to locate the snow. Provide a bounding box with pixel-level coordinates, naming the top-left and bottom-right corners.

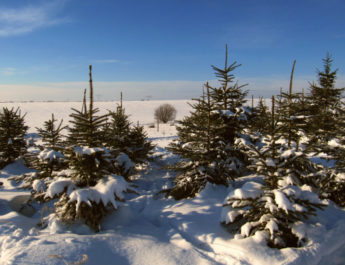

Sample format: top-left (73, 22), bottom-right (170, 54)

top-left (69, 175), bottom-right (128, 210)
top-left (0, 100), bottom-right (345, 265)
top-left (266, 219), bottom-right (278, 238)
top-left (328, 138), bottom-right (342, 148)
top-left (224, 181), bottom-right (263, 201)
top-left (32, 179), bottom-right (46, 192)
top-left (38, 149), bottom-right (64, 161)
top-left (74, 146), bottom-right (104, 156)
top-left (273, 190), bottom-right (293, 213)
top-left (45, 178), bottom-right (74, 198)
top-left (115, 152), bottom-right (135, 173)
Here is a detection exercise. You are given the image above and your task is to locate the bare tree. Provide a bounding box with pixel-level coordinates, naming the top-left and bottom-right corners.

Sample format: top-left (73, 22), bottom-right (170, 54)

top-left (154, 104), bottom-right (177, 123)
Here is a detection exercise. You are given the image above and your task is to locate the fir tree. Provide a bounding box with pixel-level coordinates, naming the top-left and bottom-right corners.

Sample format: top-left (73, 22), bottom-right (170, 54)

top-left (52, 65), bottom-right (124, 231)
top-left (249, 97), bottom-right (271, 135)
top-left (167, 45), bottom-right (249, 199)
top-left (222, 97), bottom-right (324, 248)
top-left (276, 60), bottom-right (309, 150)
top-left (0, 107), bottom-right (28, 168)
top-left (167, 85), bottom-right (216, 199)
top-left (25, 114), bottom-right (68, 179)
top-left (308, 53), bottom-right (344, 144)
top-left (66, 65), bottom-right (110, 187)
top-left (104, 92), bottom-right (154, 176)
top-left (127, 121), bottom-right (154, 164)
top-left (105, 94), bottom-right (132, 153)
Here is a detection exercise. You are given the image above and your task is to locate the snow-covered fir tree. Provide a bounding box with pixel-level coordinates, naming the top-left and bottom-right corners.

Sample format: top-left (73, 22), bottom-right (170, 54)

top-left (104, 93), bottom-right (154, 178)
top-left (276, 61), bottom-right (310, 150)
top-left (0, 107), bottom-right (28, 168)
top-left (221, 97), bottom-right (325, 248)
top-left (16, 114), bottom-right (68, 195)
top-left (167, 45), bottom-right (250, 199)
top-left (28, 114), bottom-right (67, 177)
top-left (46, 65), bottom-right (129, 232)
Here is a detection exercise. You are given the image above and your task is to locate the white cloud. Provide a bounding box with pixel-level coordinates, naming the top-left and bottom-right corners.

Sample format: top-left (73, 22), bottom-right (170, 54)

top-left (0, 1), bottom-right (68, 37)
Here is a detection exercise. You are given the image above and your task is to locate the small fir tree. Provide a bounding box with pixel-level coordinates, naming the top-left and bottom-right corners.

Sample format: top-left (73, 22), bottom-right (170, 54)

top-left (25, 114), bottom-right (68, 179)
top-left (104, 93), bottom-right (154, 176)
top-left (127, 122), bottom-right (154, 164)
top-left (0, 107), bottom-right (28, 168)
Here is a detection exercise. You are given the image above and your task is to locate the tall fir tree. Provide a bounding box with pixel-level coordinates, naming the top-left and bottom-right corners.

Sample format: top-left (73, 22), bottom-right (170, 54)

top-left (66, 65), bottom-right (110, 187)
top-left (51, 65), bottom-right (130, 232)
top-left (167, 46), bottom-right (249, 199)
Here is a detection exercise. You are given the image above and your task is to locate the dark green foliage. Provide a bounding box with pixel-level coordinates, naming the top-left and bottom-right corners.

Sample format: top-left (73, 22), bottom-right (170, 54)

top-left (320, 170), bottom-right (345, 207)
top-left (65, 146), bottom-right (112, 187)
top-left (105, 104), bottom-right (131, 152)
top-left (223, 97), bottom-right (324, 248)
top-left (25, 114), bottom-right (68, 178)
top-left (104, 97), bottom-right (154, 166)
top-left (127, 122), bottom-right (155, 163)
top-left (37, 114), bottom-right (67, 150)
top-left (167, 46), bottom-right (249, 199)
top-left (249, 98), bottom-right (271, 135)
top-left (54, 193), bottom-right (109, 232)
top-left (66, 66), bottom-right (111, 187)
top-left (68, 107), bottom-right (108, 147)
top-left (308, 53), bottom-right (344, 143)
top-left (0, 107), bottom-right (28, 168)
top-left (275, 61), bottom-right (311, 150)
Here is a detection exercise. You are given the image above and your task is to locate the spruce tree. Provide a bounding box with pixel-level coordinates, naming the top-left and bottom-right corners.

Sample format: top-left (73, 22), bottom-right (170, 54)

top-left (167, 85), bottom-right (216, 199)
top-left (66, 65), bottom-right (110, 187)
top-left (276, 60), bottom-right (309, 150)
top-left (105, 94), bottom-right (132, 153)
top-left (26, 114), bottom-right (68, 178)
top-left (51, 65), bottom-right (127, 231)
top-left (104, 93), bottom-right (154, 177)
top-left (0, 107), bottom-right (28, 168)
top-left (167, 46), bottom-right (249, 199)
top-left (127, 121), bottom-right (154, 164)
top-left (308, 53), bottom-right (344, 144)
top-left (222, 97), bottom-right (324, 248)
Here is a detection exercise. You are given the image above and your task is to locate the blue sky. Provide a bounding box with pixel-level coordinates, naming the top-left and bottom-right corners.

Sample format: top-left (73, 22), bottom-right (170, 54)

top-left (0, 0), bottom-right (345, 101)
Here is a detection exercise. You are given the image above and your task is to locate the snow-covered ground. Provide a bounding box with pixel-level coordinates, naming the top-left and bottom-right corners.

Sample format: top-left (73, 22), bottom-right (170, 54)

top-left (0, 100), bottom-right (344, 265)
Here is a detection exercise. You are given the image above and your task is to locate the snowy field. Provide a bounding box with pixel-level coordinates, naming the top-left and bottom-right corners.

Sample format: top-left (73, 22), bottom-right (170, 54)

top-left (0, 100), bottom-right (345, 265)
